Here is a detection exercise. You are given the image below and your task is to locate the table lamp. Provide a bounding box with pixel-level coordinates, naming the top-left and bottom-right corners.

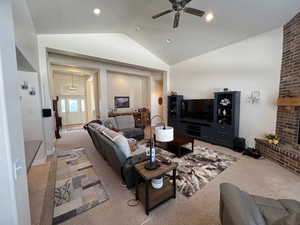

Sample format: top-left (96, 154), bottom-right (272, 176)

top-left (144, 115), bottom-right (174, 170)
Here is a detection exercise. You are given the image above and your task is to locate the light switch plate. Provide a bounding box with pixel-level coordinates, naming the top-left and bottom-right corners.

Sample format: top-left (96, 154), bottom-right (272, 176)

top-left (14, 159), bottom-right (24, 180)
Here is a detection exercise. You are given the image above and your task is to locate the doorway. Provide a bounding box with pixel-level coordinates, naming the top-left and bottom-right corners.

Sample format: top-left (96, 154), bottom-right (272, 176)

top-left (51, 64), bottom-right (99, 133)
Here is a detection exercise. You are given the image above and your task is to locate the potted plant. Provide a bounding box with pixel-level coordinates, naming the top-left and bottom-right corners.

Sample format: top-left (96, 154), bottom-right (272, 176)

top-left (265, 133), bottom-right (280, 145)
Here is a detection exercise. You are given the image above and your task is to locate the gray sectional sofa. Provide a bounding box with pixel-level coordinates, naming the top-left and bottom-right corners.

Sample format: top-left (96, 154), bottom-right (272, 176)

top-left (104, 115), bottom-right (145, 141)
top-left (220, 183), bottom-right (300, 225)
top-left (87, 122), bottom-right (148, 188)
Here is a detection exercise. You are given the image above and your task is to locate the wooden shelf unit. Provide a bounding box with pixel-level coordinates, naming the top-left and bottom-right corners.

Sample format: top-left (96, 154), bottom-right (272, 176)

top-left (137, 177), bottom-right (173, 209)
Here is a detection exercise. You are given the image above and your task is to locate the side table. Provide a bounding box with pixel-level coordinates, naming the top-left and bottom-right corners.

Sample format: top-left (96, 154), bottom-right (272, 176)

top-left (134, 161), bottom-right (178, 215)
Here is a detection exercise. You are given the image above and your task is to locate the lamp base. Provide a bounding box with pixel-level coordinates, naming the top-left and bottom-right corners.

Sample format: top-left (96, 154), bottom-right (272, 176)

top-left (144, 161), bottom-right (160, 170)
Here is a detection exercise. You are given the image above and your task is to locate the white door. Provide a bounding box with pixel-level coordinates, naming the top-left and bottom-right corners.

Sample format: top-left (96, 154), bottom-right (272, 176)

top-left (59, 96), bottom-right (86, 125)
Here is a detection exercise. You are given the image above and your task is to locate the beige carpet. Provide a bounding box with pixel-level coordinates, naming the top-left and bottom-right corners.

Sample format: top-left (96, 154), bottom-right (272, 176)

top-left (55, 131), bottom-right (300, 225)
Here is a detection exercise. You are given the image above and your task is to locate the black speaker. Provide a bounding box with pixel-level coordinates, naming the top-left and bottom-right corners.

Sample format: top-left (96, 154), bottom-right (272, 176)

top-left (233, 137), bottom-right (246, 152)
top-left (42, 108), bottom-right (52, 117)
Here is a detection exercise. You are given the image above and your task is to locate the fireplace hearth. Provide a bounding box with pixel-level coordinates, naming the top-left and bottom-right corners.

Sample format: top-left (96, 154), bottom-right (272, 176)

top-left (256, 12), bottom-right (300, 174)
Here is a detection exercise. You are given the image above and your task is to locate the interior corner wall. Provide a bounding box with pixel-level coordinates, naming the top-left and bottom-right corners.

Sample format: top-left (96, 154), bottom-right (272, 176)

top-left (170, 28), bottom-right (283, 147)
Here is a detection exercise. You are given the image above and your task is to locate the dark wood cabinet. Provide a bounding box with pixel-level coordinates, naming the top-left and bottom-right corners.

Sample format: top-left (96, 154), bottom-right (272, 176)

top-left (167, 92), bottom-right (240, 149)
top-left (213, 91), bottom-right (240, 148)
top-left (168, 95), bottom-right (183, 127)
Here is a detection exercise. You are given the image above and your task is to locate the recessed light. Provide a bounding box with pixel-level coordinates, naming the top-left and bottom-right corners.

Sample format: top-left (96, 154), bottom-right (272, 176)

top-left (205, 12), bottom-right (214, 22)
top-left (136, 26), bottom-right (141, 31)
top-left (166, 39), bottom-right (172, 44)
top-left (93, 8), bottom-right (101, 16)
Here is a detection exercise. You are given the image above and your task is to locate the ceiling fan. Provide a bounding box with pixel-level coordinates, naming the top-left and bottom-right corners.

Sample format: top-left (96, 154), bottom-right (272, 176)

top-left (152, 0), bottom-right (205, 29)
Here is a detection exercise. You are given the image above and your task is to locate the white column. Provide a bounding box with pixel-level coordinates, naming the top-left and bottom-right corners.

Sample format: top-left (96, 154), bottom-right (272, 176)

top-left (0, 1), bottom-right (31, 224)
top-left (99, 68), bottom-right (109, 120)
top-left (38, 40), bottom-right (55, 155)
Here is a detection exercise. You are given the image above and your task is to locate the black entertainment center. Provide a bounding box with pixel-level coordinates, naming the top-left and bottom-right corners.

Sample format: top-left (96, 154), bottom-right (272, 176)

top-left (168, 91), bottom-right (241, 149)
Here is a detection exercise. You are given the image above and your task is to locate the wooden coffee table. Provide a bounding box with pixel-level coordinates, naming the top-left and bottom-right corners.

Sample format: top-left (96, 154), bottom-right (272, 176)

top-left (134, 161), bottom-right (178, 215)
top-left (168, 132), bottom-right (194, 157)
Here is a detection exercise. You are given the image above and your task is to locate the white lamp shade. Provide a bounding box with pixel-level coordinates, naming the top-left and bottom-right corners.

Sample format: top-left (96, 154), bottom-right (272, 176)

top-left (155, 126), bottom-right (174, 142)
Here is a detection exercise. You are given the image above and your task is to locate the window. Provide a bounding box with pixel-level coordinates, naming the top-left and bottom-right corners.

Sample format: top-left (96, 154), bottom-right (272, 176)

top-left (69, 99), bottom-right (78, 112)
top-left (61, 99), bottom-right (66, 113)
top-left (81, 99), bottom-right (85, 112)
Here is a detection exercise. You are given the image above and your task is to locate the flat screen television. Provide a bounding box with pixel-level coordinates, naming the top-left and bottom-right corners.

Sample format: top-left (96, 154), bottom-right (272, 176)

top-left (182, 99), bottom-right (214, 122)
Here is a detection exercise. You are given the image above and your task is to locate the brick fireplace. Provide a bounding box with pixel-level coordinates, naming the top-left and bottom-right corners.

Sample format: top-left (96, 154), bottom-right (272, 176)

top-left (256, 12), bottom-right (300, 175)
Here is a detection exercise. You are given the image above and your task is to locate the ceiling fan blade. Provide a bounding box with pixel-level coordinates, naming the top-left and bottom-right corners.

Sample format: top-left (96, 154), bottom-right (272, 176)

top-left (184, 7), bottom-right (205, 17)
top-left (182, 0), bottom-right (192, 6)
top-left (173, 12), bottom-right (180, 29)
top-left (152, 9), bottom-right (173, 19)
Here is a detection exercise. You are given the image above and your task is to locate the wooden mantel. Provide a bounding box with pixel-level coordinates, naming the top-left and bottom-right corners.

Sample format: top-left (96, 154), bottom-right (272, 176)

top-left (277, 97), bottom-right (300, 111)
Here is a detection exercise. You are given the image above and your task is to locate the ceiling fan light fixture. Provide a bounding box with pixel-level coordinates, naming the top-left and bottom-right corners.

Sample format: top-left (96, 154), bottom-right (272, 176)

top-left (68, 86), bottom-right (78, 91)
top-left (205, 12), bottom-right (214, 22)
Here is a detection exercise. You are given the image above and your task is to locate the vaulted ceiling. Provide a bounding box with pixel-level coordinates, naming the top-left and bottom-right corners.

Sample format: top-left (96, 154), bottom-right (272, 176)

top-left (27, 0), bottom-right (300, 65)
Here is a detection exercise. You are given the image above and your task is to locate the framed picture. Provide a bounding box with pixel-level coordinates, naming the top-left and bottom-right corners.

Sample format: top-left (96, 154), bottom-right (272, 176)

top-left (114, 96), bottom-right (130, 108)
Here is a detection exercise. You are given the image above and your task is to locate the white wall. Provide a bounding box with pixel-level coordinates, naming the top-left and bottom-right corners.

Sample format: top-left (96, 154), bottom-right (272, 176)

top-left (53, 73), bottom-right (86, 97)
top-left (20, 72), bottom-right (44, 141)
top-left (0, 1), bottom-right (31, 224)
top-left (12, 0), bottom-right (47, 161)
top-left (151, 79), bottom-right (164, 125)
top-left (38, 33), bottom-right (169, 71)
top-left (170, 28), bottom-right (283, 147)
top-left (12, 0), bottom-right (39, 71)
top-left (107, 72), bottom-right (149, 112)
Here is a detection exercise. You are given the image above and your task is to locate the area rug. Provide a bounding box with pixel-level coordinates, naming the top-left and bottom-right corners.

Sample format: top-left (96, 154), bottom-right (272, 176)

top-left (156, 144), bottom-right (238, 197)
top-left (53, 147), bottom-right (109, 224)
top-left (63, 128), bottom-right (84, 133)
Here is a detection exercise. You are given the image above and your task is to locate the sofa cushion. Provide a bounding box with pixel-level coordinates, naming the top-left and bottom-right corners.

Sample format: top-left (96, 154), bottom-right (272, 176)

top-left (112, 135), bottom-right (132, 158)
top-left (120, 128), bottom-right (144, 138)
top-left (255, 196), bottom-right (286, 209)
top-left (220, 183), bottom-right (267, 225)
top-left (104, 117), bottom-right (118, 129)
top-left (254, 195), bottom-right (290, 224)
top-left (88, 122), bottom-right (102, 130)
top-left (260, 206), bottom-right (289, 225)
top-left (271, 213), bottom-right (300, 225)
top-left (115, 115), bottom-right (135, 129)
top-left (102, 128), bottom-right (120, 141)
top-left (101, 127), bottom-right (132, 159)
top-left (279, 200), bottom-right (300, 214)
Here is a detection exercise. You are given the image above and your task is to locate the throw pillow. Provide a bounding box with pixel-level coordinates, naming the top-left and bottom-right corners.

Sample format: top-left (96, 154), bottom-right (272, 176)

top-left (111, 128), bottom-right (120, 132)
top-left (104, 119), bottom-right (113, 129)
top-left (272, 213), bottom-right (300, 225)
